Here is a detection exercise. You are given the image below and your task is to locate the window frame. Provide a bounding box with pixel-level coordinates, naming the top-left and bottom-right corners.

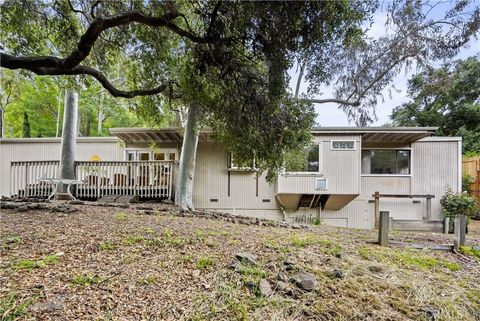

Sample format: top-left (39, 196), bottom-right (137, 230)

top-left (361, 147), bottom-right (413, 177)
top-left (330, 140), bottom-right (356, 151)
top-left (228, 153), bottom-right (258, 172)
top-left (284, 143), bottom-right (322, 175)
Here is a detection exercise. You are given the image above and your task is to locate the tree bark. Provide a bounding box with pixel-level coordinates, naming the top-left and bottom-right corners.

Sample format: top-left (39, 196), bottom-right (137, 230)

top-left (57, 90), bottom-right (78, 198)
top-left (98, 91), bottom-right (104, 135)
top-left (175, 105), bottom-right (202, 210)
top-left (0, 108), bottom-right (4, 138)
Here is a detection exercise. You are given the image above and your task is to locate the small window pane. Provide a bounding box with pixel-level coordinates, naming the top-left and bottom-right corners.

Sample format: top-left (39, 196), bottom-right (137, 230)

top-left (362, 149), bottom-right (410, 174)
top-left (332, 141), bottom-right (355, 150)
top-left (371, 150), bottom-right (396, 174)
top-left (155, 153), bottom-right (165, 161)
top-left (315, 178), bottom-right (327, 190)
top-left (169, 153), bottom-right (176, 161)
top-left (397, 150), bottom-right (410, 174)
top-left (306, 144), bottom-right (319, 172)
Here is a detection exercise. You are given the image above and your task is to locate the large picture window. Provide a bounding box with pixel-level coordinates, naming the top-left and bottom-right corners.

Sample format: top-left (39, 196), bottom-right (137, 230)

top-left (361, 149), bottom-right (410, 175)
top-left (285, 144), bottom-right (319, 172)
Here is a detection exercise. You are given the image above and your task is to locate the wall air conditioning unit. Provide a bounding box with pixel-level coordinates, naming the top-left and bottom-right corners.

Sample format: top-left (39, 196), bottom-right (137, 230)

top-left (315, 178), bottom-right (327, 191)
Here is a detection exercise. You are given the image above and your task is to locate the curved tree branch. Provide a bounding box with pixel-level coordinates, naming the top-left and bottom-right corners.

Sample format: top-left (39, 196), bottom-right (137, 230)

top-left (310, 98), bottom-right (360, 107)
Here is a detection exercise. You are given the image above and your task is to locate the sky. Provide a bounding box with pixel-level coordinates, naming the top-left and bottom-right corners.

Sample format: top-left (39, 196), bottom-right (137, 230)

top-left (288, 3), bottom-right (480, 127)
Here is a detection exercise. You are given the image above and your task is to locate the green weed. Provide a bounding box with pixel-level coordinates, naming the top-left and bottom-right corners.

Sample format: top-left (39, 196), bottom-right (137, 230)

top-left (114, 212), bottom-right (128, 221)
top-left (0, 292), bottom-right (36, 321)
top-left (72, 273), bottom-right (101, 286)
top-left (99, 242), bottom-right (116, 251)
top-left (196, 256), bottom-right (215, 270)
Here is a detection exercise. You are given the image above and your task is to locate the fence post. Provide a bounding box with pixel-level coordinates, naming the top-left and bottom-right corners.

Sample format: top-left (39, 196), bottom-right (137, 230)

top-left (378, 211), bottom-right (389, 246)
top-left (426, 197), bottom-right (432, 220)
top-left (453, 215), bottom-right (466, 251)
top-left (444, 217), bottom-right (450, 234)
top-left (374, 191), bottom-right (380, 228)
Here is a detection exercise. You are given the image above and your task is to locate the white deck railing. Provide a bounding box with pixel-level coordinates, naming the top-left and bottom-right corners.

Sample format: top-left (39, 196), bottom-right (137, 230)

top-left (10, 161), bottom-right (60, 198)
top-left (9, 160), bottom-right (177, 200)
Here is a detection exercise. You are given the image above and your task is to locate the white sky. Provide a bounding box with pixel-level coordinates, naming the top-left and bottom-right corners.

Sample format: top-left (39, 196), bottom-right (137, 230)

top-left (288, 6), bottom-right (480, 127)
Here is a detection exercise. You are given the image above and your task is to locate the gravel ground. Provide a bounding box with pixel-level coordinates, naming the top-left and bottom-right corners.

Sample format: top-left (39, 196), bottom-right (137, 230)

top-left (1, 203), bottom-right (479, 321)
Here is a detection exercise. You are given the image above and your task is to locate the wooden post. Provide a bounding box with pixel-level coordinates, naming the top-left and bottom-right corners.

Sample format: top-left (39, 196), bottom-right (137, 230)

top-left (426, 197), bottom-right (432, 221)
top-left (374, 191), bottom-right (380, 228)
top-left (444, 217), bottom-right (450, 234)
top-left (378, 211), bottom-right (389, 246)
top-left (453, 215), bottom-right (466, 251)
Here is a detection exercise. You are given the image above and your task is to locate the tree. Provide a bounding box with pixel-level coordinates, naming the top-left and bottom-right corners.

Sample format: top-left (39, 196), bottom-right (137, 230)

top-left (0, 70), bottom-right (20, 138)
top-left (22, 112), bottom-right (30, 138)
top-left (1, 1), bottom-right (479, 209)
top-left (390, 56), bottom-right (480, 154)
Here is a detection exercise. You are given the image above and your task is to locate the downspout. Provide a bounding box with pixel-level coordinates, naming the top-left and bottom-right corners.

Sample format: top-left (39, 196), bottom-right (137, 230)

top-left (457, 138), bottom-right (462, 193)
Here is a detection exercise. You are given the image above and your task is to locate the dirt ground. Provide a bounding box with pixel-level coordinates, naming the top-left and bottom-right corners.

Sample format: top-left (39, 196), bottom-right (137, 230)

top-left (1, 203), bottom-right (479, 321)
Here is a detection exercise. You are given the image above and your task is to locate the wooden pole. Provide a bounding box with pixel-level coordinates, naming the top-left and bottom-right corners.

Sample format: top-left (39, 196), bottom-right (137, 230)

top-left (374, 191), bottom-right (380, 228)
top-left (453, 215), bottom-right (466, 251)
top-left (426, 197), bottom-right (432, 221)
top-left (378, 211), bottom-right (389, 246)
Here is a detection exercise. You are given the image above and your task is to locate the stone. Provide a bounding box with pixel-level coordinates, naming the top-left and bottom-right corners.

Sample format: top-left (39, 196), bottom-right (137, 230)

top-left (275, 281), bottom-right (294, 296)
top-left (332, 269), bottom-right (345, 279)
top-left (29, 302), bottom-right (62, 313)
top-left (291, 224), bottom-right (301, 229)
top-left (258, 279), bottom-right (273, 297)
top-left (423, 306), bottom-right (440, 321)
top-left (473, 245), bottom-right (480, 251)
top-left (16, 205), bottom-right (29, 212)
top-left (290, 272), bottom-right (316, 291)
top-left (234, 252), bottom-right (257, 266)
top-left (278, 272), bottom-right (288, 282)
top-left (335, 252), bottom-right (346, 259)
top-left (192, 270), bottom-right (201, 278)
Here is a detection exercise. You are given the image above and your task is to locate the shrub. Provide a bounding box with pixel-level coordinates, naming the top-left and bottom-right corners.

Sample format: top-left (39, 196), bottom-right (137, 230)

top-left (462, 174), bottom-right (475, 194)
top-left (440, 189), bottom-right (479, 219)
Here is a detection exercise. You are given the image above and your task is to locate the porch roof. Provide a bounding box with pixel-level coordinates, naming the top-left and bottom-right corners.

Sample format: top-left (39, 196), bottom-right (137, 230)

top-left (109, 127), bottom-right (210, 143)
top-left (109, 126), bottom-right (437, 144)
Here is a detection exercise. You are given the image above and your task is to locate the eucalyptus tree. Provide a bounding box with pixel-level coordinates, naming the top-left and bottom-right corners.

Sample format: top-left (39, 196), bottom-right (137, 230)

top-left (1, 0), bottom-right (479, 209)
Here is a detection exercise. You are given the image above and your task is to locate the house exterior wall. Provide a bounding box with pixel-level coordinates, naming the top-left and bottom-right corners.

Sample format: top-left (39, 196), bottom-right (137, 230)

top-left (0, 137), bottom-right (124, 196)
top-left (0, 134), bottom-right (460, 230)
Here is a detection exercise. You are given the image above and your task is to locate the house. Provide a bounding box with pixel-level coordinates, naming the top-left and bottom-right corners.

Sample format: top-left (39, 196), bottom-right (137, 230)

top-left (0, 127), bottom-right (461, 229)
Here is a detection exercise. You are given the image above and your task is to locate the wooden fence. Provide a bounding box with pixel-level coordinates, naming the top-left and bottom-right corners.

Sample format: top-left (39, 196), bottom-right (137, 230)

top-left (10, 160), bottom-right (177, 200)
top-left (462, 156), bottom-right (480, 200)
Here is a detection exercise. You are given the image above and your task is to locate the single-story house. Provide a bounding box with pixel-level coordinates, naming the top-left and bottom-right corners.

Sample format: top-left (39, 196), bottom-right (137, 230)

top-left (0, 127), bottom-right (461, 229)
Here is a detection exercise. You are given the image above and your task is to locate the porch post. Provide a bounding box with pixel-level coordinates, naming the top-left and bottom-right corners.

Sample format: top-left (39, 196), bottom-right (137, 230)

top-left (453, 215), bottom-right (466, 251)
top-left (378, 211), bottom-right (389, 246)
top-left (374, 191), bottom-right (380, 228)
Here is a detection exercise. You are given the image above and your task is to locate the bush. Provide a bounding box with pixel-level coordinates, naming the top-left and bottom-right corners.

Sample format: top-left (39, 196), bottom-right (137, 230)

top-left (440, 189), bottom-right (479, 219)
top-left (462, 174), bottom-right (475, 194)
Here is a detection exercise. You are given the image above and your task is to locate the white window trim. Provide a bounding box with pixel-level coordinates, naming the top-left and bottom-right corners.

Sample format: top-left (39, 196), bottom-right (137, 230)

top-left (360, 147), bottom-right (413, 177)
top-left (330, 140), bottom-right (356, 151)
top-left (124, 148), bottom-right (152, 161)
top-left (228, 153), bottom-right (258, 171)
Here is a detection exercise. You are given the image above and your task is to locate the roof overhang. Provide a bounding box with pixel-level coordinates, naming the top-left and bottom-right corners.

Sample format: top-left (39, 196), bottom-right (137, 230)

top-left (311, 127), bottom-right (438, 143)
top-left (110, 126), bottom-right (438, 144)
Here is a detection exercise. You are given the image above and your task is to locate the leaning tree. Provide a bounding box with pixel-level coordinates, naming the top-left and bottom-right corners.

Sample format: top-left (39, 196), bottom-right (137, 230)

top-left (1, 0), bottom-right (479, 209)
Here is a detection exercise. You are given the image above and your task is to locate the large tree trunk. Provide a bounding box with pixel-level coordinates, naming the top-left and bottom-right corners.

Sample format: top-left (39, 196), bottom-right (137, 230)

top-left (175, 105), bottom-right (202, 210)
top-left (57, 90), bottom-right (78, 198)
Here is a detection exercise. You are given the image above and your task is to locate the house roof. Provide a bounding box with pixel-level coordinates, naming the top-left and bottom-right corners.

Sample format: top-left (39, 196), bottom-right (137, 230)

top-left (109, 127), bottom-right (438, 144)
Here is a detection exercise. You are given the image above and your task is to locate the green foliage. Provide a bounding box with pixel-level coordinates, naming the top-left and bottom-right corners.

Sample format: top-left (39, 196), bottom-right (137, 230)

top-left (463, 174), bottom-right (475, 194)
top-left (459, 246), bottom-right (480, 259)
top-left (0, 292), bottom-right (36, 321)
top-left (72, 273), bottom-right (101, 286)
top-left (391, 56), bottom-right (480, 154)
top-left (440, 189), bottom-right (479, 219)
top-left (114, 212), bottom-right (128, 221)
top-left (13, 254), bottom-right (60, 270)
top-left (99, 242), bottom-right (116, 251)
top-left (196, 256), bottom-right (215, 270)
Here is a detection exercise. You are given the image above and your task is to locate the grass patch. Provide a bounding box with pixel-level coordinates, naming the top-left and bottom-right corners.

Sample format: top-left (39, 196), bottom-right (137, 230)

top-left (460, 246), bottom-right (480, 259)
top-left (235, 264), bottom-right (267, 278)
top-left (137, 275), bottom-right (158, 285)
top-left (12, 254), bottom-right (60, 270)
top-left (162, 229), bottom-right (185, 246)
top-left (358, 246), bottom-right (460, 271)
top-left (72, 273), bottom-right (101, 286)
top-left (1, 235), bottom-right (21, 249)
top-left (0, 292), bottom-right (37, 321)
top-left (265, 239), bottom-right (290, 253)
top-left (196, 256), bottom-right (215, 270)
top-left (290, 234), bottom-right (331, 247)
top-left (124, 235), bottom-right (144, 246)
top-left (114, 212), bottom-right (128, 221)
top-left (99, 241), bottom-right (116, 251)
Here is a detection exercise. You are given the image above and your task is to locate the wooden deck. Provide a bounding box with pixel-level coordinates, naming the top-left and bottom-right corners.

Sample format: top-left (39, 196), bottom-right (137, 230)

top-left (10, 160), bottom-right (177, 200)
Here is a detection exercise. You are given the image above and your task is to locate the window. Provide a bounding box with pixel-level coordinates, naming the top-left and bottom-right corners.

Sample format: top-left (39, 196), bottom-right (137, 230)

top-left (361, 149), bottom-right (411, 175)
top-left (315, 178), bottom-right (327, 190)
top-left (331, 141), bottom-right (355, 150)
top-left (228, 154), bottom-right (256, 170)
top-left (285, 144), bottom-right (319, 172)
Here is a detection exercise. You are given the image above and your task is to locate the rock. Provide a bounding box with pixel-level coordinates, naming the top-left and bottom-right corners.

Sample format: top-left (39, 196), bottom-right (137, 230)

top-left (67, 200), bottom-right (84, 205)
top-left (278, 272), bottom-right (288, 282)
top-left (29, 302), bottom-right (62, 313)
top-left (283, 257), bottom-right (296, 271)
top-left (274, 281), bottom-right (294, 296)
top-left (258, 279), bottom-right (273, 297)
top-left (368, 265), bottom-right (383, 274)
top-left (335, 252), bottom-right (346, 259)
top-left (235, 252), bottom-right (257, 266)
top-left (290, 272), bottom-right (316, 291)
top-left (192, 270), bottom-right (201, 278)
top-left (473, 245), bottom-right (480, 251)
top-left (423, 306), bottom-right (440, 321)
top-left (332, 269), bottom-right (345, 279)
top-left (291, 224), bottom-right (301, 229)
top-left (16, 205), bottom-right (29, 212)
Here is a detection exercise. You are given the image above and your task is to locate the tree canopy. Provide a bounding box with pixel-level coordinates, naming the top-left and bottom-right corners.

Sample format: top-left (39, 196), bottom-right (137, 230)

top-left (1, 0), bottom-right (479, 178)
top-left (390, 56), bottom-right (480, 155)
